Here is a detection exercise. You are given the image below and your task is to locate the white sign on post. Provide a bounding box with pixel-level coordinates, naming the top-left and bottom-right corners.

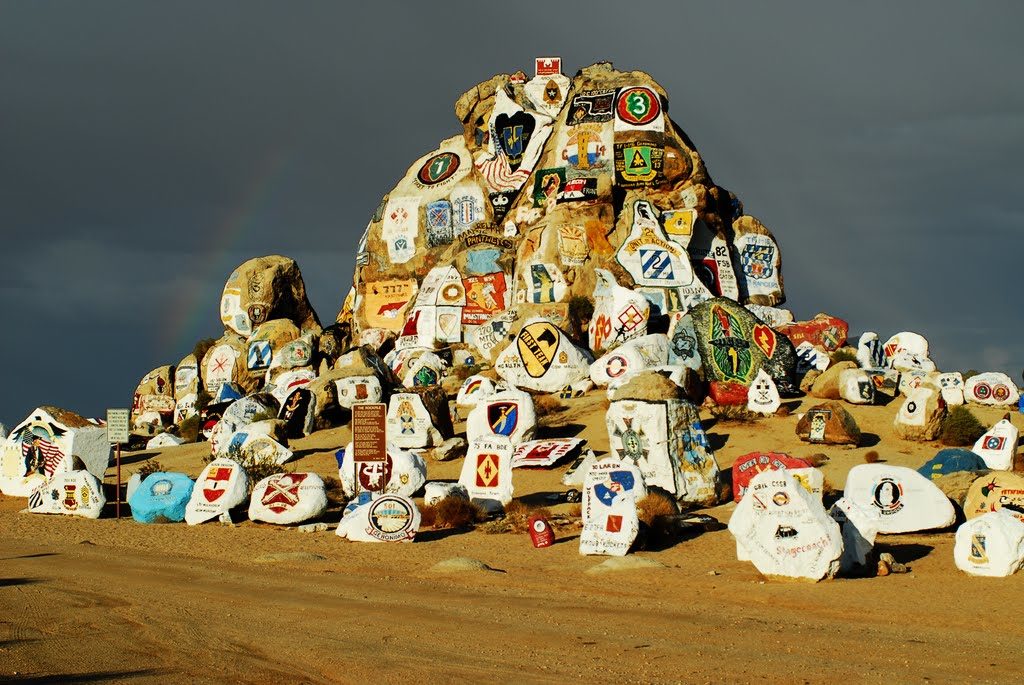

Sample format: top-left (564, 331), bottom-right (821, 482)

top-left (106, 408), bottom-right (130, 445)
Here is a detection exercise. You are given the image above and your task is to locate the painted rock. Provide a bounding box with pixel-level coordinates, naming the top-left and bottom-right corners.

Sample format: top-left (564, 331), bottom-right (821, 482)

top-left (744, 304), bottom-right (794, 328)
top-left (732, 215), bottom-right (784, 306)
top-left (964, 472), bottom-right (1024, 523)
top-left (882, 331), bottom-right (930, 365)
top-left (666, 313), bottom-right (702, 371)
top-left (897, 369), bottom-right (931, 397)
top-left (829, 496), bottom-right (880, 573)
top-left (338, 443), bottom-right (426, 499)
top-left (810, 361), bottom-right (857, 400)
top-left (470, 308), bottom-right (518, 364)
top-left (709, 381), bottom-right (748, 406)
top-left (954, 511), bottom-right (1024, 577)
top-left (856, 332), bottom-right (886, 370)
top-left (28, 470), bottom-right (105, 519)
top-left (386, 392), bottom-right (443, 449)
top-left (843, 464), bottom-right (955, 534)
top-left (455, 374), bottom-right (498, 409)
top-left (401, 352), bottom-right (448, 388)
top-left (466, 389), bottom-right (537, 445)
top-left (613, 200), bottom-right (694, 292)
top-left (184, 458), bottom-right (250, 525)
top-left (334, 375), bottom-right (383, 410)
top-left (248, 472), bottom-right (328, 525)
top-left (512, 438), bottom-right (584, 469)
top-left (839, 368), bottom-right (876, 405)
top-left (964, 372), bottom-right (1020, 407)
top-left (796, 402), bottom-right (861, 446)
top-left (795, 342), bottom-right (830, 376)
top-left (458, 435), bottom-right (514, 513)
top-left (686, 298), bottom-right (797, 390)
top-left (495, 318), bottom-right (592, 393)
top-left (893, 386), bottom-right (946, 442)
top-left (746, 369), bottom-right (781, 415)
top-left (240, 433), bottom-right (294, 466)
top-left (245, 319), bottom-right (299, 373)
top-left (129, 472), bottom-right (195, 524)
top-left (865, 367), bottom-right (900, 399)
top-left (731, 452), bottom-right (812, 502)
top-left (606, 398), bottom-right (719, 505)
top-left (580, 457), bottom-right (646, 557)
top-left (278, 386), bottom-right (317, 439)
top-left (777, 314), bottom-right (848, 353)
top-left (131, 365), bottom-right (176, 429)
top-left (147, 432), bottom-right (184, 450)
top-left (174, 353), bottom-right (200, 403)
top-left (917, 448), bottom-right (988, 481)
top-left (589, 334), bottom-right (668, 387)
top-left (336, 494), bottom-right (420, 543)
top-left (728, 469), bottom-right (843, 581)
top-left (973, 419), bottom-right (1019, 470)
top-left (890, 349), bottom-right (935, 374)
top-left (423, 482), bottom-right (469, 507)
top-left (219, 255), bottom-right (320, 338)
top-left (932, 372), bottom-right (965, 406)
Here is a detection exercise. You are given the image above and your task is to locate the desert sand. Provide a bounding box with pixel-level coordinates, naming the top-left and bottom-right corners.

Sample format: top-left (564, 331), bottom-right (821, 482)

top-left (3, 395), bottom-right (1024, 684)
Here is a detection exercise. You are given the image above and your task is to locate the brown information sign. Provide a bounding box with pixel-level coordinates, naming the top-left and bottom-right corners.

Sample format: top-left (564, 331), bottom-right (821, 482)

top-left (352, 403), bottom-right (387, 463)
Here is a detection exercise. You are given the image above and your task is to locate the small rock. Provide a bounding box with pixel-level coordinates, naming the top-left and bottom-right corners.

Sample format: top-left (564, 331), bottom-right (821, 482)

top-left (585, 557), bottom-right (668, 574)
top-left (297, 522), bottom-right (329, 533)
top-left (429, 557), bottom-right (503, 573)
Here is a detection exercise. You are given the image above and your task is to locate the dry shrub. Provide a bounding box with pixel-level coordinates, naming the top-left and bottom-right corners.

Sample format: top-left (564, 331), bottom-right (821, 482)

top-left (940, 406), bottom-right (986, 447)
top-left (636, 492), bottom-right (679, 527)
top-left (804, 453), bottom-right (829, 467)
top-left (430, 497), bottom-right (485, 529)
top-left (178, 416), bottom-right (200, 444)
top-left (566, 503), bottom-right (582, 519)
top-left (239, 456), bottom-right (285, 494)
top-left (136, 460), bottom-right (164, 480)
top-left (863, 450), bottom-right (880, 463)
top-left (480, 499), bottom-right (552, 534)
top-left (321, 476), bottom-right (345, 505)
top-left (533, 394), bottom-right (567, 417)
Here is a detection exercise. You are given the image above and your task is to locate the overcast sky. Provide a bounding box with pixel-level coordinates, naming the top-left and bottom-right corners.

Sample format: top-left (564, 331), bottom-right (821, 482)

top-left (1, 1), bottom-right (1021, 427)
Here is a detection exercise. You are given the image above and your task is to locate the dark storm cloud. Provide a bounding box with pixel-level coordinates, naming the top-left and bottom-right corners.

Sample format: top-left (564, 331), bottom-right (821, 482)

top-left (0, 1), bottom-right (1021, 425)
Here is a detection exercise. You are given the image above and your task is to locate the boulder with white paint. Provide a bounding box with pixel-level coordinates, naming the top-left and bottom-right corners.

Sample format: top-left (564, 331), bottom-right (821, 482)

top-left (882, 332), bottom-right (929, 366)
top-left (386, 392), bottom-right (443, 449)
top-left (973, 419), bottom-right (1019, 470)
top-left (893, 386), bottom-right (945, 442)
top-left (334, 375), bottom-right (384, 410)
top-left (423, 482), bottom-right (469, 507)
top-left (580, 457), bottom-right (646, 557)
top-left (248, 472), bottom-right (328, 525)
top-left (589, 334), bottom-right (668, 387)
top-left (466, 389), bottom-right (537, 445)
top-left (839, 368), bottom-right (876, 405)
top-left (495, 318), bottom-right (592, 393)
top-left (129, 472), bottom-right (195, 524)
top-left (856, 332), bottom-right (886, 369)
top-left (933, 372), bottom-right (965, 406)
top-left (185, 458), bottom-right (250, 525)
top-left (890, 349), bottom-right (936, 374)
top-left (829, 497), bottom-right (880, 573)
top-left (954, 511), bottom-right (1024, 577)
top-left (146, 432), bottom-right (185, 450)
top-left (964, 372), bottom-right (1020, 407)
top-left (728, 469), bottom-right (843, 581)
top-left (843, 464), bottom-right (955, 534)
top-left (964, 471), bottom-right (1024, 523)
top-left (338, 443), bottom-right (426, 499)
top-left (588, 269), bottom-right (650, 355)
top-left (512, 438), bottom-right (584, 469)
top-left (336, 493), bottom-right (420, 543)
top-left (240, 433), bottom-right (294, 466)
top-left (458, 435), bottom-right (514, 513)
top-left (27, 470), bottom-right (105, 519)
top-left (455, 374), bottom-right (498, 409)
top-left (746, 368), bottom-right (781, 415)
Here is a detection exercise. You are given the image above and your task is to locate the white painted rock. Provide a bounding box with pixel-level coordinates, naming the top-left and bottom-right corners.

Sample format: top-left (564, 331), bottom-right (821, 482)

top-left (455, 374), bottom-right (497, 409)
top-left (954, 511), bottom-right (1024, 577)
top-left (562, 448), bottom-right (599, 486)
top-left (745, 304), bottom-right (794, 328)
top-left (147, 433), bottom-right (184, 450)
top-left (964, 372), bottom-right (1020, 407)
top-left (746, 368), bottom-right (781, 415)
top-left (512, 438), bottom-right (584, 469)
top-left (829, 496), bottom-right (880, 573)
top-left (495, 318), bottom-right (592, 393)
top-left (386, 392), bottom-right (441, 449)
top-left (466, 389), bottom-right (537, 445)
top-left (240, 434), bottom-right (294, 466)
top-left (795, 341), bottom-right (830, 375)
top-left (334, 375), bottom-right (384, 410)
top-left (184, 458), bottom-right (250, 525)
top-left (606, 398), bottom-right (719, 505)
top-left (893, 386), bottom-right (945, 442)
top-left (28, 470), bottom-right (105, 519)
top-left (589, 334), bottom-right (668, 387)
top-left (973, 419), bottom-right (1019, 471)
top-left (522, 260), bottom-right (568, 305)
top-left (839, 368), bottom-right (876, 405)
top-left (856, 332), bottom-right (886, 369)
top-left (336, 494), bottom-right (420, 543)
top-left (267, 368), bottom-right (316, 409)
top-left (401, 351), bottom-right (447, 388)
top-left (843, 464), bottom-right (955, 533)
top-left (424, 482), bottom-right (469, 506)
top-left (666, 313), bottom-right (702, 371)
top-left (580, 457), bottom-right (646, 557)
top-left (588, 269), bottom-right (651, 354)
top-left (458, 435), bottom-right (514, 513)
top-left (883, 331), bottom-right (930, 364)
top-left (728, 469), bottom-right (843, 580)
top-left (890, 349), bottom-right (936, 373)
top-left (248, 472), bottom-right (328, 525)
top-left (339, 443), bottom-right (426, 499)
top-left (933, 372), bottom-right (965, 406)
top-left (470, 308), bottom-right (518, 363)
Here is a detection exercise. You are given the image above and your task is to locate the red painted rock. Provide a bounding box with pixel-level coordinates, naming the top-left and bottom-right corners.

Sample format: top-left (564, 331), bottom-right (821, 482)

top-left (709, 381), bottom-right (749, 406)
top-left (732, 452), bottom-right (812, 502)
top-left (778, 314), bottom-right (849, 352)
top-left (529, 515), bottom-right (555, 548)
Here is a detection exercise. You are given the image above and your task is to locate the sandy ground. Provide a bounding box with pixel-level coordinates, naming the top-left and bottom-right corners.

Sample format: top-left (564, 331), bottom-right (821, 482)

top-left (2, 395), bottom-right (1024, 684)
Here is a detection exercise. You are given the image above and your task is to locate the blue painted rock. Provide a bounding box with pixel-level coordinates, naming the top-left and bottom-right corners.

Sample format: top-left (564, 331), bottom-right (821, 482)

top-left (129, 472), bottom-right (194, 524)
top-left (917, 448), bottom-right (987, 481)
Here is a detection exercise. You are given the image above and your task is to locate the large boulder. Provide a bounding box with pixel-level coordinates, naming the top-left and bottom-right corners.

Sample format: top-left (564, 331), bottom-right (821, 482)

top-left (131, 365), bottom-right (176, 431)
top-left (809, 360), bottom-right (857, 400)
top-left (580, 456), bottom-right (646, 557)
top-left (495, 318), bottom-right (592, 393)
top-left (964, 472), bottom-right (1024, 523)
top-left (466, 389), bottom-right (537, 445)
top-left (248, 472), bottom-right (328, 525)
top-left (184, 458), bottom-right (250, 525)
top-left (893, 386), bottom-right (946, 442)
top-left (964, 372), bottom-right (1020, 407)
top-left (338, 443), bottom-right (427, 499)
top-left (128, 472), bottom-right (194, 524)
top-left (589, 333), bottom-right (668, 387)
top-left (839, 368), bottom-right (876, 405)
top-left (795, 402), bottom-right (861, 446)
top-left (458, 435), bottom-right (514, 513)
top-left (778, 314), bottom-right (848, 353)
top-left (220, 255), bottom-right (321, 338)
top-left (843, 464), bottom-right (956, 534)
top-left (917, 448), bottom-right (988, 481)
top-left (342, 61), bottom-right (787, 363)
top-left (27, 470), bottom-right (105, 520)
top-left (336, 494), bottom-right (420, 543)
top-left (973, 418), bottom-right (1019, 470)
top-left (954, 512), bottom-right (1024, 577)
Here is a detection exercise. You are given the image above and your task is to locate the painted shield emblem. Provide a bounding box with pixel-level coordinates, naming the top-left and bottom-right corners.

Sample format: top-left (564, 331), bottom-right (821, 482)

top-left (202, 466), bottom-right (233, 503)
top-left (494, 111), bottom-right (535, 169)
top-left (615, 86), bottom-right (661, 126)
top-left (487, 402), bottom-right (518, 436)
top-left (708, 305), bottom-right (753, 382)
top-left (752, 324), bottom-right (777, 358)
top-left (358, 457), bottom-right (393, 492)
top-left (261, 473), bottom-right (308, 513)
top-left (368, 496), bottom-right (415, 538)
top-left (516, 321), bottom-right (561, 379)
top-left (417, 151), bottom-right (460, 186)
top-left (476, 453), bottom-right (501, 488)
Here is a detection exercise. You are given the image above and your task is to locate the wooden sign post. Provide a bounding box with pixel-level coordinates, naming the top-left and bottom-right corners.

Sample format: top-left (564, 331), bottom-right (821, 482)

top-left (351, 403), bottom-right (387, 494)
top-left (106, 408), bottom-right (130, 520)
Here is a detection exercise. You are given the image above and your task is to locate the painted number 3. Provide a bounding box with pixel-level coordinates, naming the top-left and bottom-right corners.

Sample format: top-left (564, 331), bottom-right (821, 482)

top-left (627, 93), bottom-right (648, 117)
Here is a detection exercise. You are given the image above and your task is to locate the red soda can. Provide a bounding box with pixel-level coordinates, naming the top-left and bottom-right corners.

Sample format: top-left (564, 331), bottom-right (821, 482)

top-left (528, 515), bottom-right (555, 548)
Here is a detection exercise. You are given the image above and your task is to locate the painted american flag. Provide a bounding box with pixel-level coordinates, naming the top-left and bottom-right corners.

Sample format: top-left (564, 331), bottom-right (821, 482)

top-left (22, 437), bottom-right (65, 477)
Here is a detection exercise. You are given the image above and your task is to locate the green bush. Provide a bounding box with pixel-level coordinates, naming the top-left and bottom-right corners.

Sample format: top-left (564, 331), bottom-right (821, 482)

top-left (829, 348), bottom-right (859, 365)
top-left (178, 416), bottom-right (200, 444)
top-left (940, 405), bottom-right (986, 446)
